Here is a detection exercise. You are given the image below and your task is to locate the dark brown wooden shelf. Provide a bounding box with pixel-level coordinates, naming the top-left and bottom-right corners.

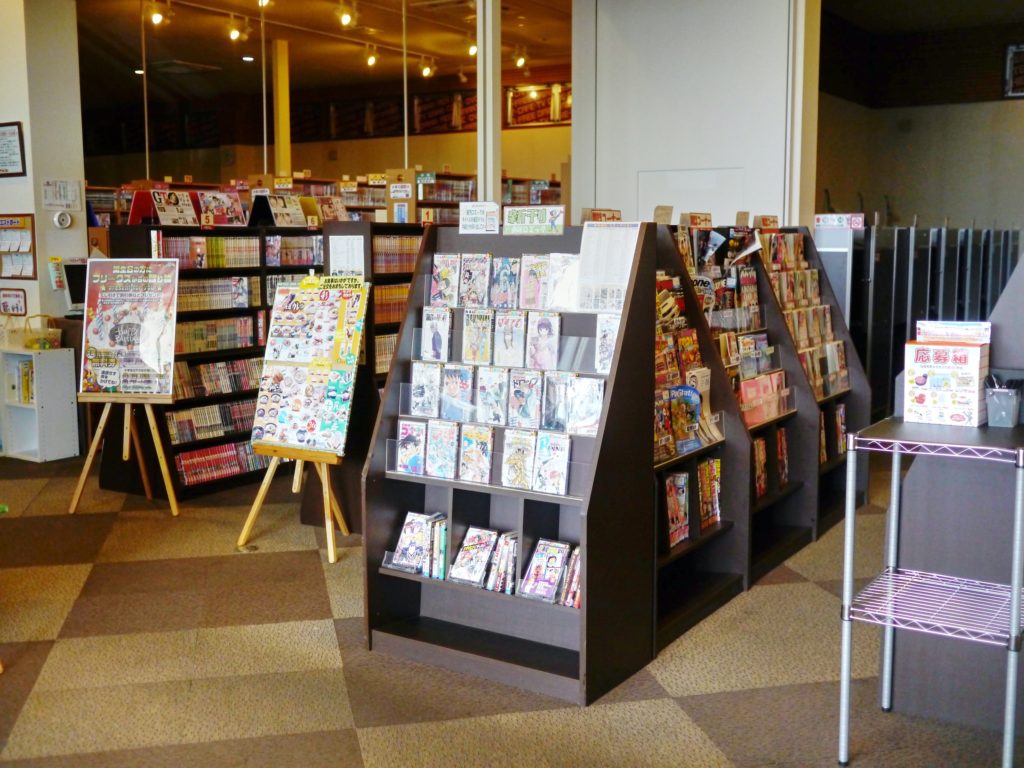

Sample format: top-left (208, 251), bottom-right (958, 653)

top-left (658, 520), bottom-right (734, 569)
top-left (384, 470), bottom-right (585, 505)
top-left (750, 523), bottom-right (812, 583)
top-left (176, 345), bottom-right (263, 363)
top-left (817, 387), bottom-right (853, 405)
top-left (655, 571), bottom-right (744, 653)
top-left (178, 266), bottom-right (262, 277)
top-left (653, 438), bottom-right (726, 473)
top-left (819, 453), bottom-right (848, 476)
top-left (753, 480), bottom-right (803, 516)
top-left (176, 307), bottom-right (260, 320)
top-left (378, 567), bottom-right (580, 614)
top-left (746, 408), bottom-right (799, 434)
top-left (171, 387), bottom-right (260, 409)
top-left (169, 429), bottom-right (254, 453)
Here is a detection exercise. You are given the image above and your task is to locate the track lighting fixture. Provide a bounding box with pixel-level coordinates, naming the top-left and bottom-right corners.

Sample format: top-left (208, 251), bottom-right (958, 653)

top-left (420, 56), bottom-right (435, 78)
top-left (515, 46), bottom-right (527, 68)
top-left (337, 1), bottom-right (356, 27)
top-left (468, 36), bottom-right (477, 56)
top-left (257, 0), bottom-right (271, 6)
top-left (148, 0), bottom-right (172, 26)
top-left (458, 65), bottom-right (468, 84)
top-left (227, 14), bottom-right (251, 42)
top-left (366, 44), bottom-right (378, 67)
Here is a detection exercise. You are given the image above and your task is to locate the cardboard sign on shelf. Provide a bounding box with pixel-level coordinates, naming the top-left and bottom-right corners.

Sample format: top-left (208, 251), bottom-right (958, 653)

top-left (247, 192), bottom-right (307, 227)
top-left (196, 190), bottom-right (246, 226)
top-left (151, 190), bottom-right (199, 226)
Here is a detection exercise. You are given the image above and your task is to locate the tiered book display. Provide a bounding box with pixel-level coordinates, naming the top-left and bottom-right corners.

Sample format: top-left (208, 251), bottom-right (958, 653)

top-left (760, 227), bottom-right (870, 529)
top-left (363, 223), bottom-right (656, 704)
top-left (651, 226), bottom-right (751, 650)
top-left (100, 224), bottom-right (324, 498)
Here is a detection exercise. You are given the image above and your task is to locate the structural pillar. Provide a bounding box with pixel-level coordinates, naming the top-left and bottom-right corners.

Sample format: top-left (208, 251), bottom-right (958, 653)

top-left (271, 38), bottom-right (291, 178)
top-left (476, 0), bottom-right (501, 204)
top-left (0, 0), bottom-right (87, 318)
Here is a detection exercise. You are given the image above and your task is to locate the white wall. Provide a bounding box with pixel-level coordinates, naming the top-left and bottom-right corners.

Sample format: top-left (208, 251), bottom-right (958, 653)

top-left (817, 94), bottom-right (1024, 229)
top-left (573, 0), bottom-right (817, 225)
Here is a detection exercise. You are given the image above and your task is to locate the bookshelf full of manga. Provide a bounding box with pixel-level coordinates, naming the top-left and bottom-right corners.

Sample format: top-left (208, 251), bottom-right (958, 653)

top-left (295, 220), bottom-right (426, 535)
top-left (651, 224), bottom-right (752, 651)
top-left (100, 217), bottom-right (325, 499)
top-left (363, 222), bottom-right (656, 704)
top-left (758, 224), bottom-right (870, 532)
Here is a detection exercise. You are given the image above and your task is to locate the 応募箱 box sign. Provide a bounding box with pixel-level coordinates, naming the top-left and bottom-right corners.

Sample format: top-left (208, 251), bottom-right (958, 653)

top-left (904, 341), bottom-right (989, 427)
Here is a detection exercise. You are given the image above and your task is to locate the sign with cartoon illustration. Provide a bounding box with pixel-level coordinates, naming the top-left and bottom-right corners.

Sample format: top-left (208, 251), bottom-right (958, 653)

top-left (251, 275), bottom-right (369, 455)
top-left (79, 259), bottom-right (179, 401)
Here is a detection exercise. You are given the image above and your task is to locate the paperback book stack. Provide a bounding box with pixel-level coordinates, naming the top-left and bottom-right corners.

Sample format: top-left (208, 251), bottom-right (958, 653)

top-left (393, 250), bottom-right (621, 498)
top-left (653, 270), bottom-right (723, 462)
top-left (761, 231), bottom-right (848, 399)
top-left (383, 511), bottom-right (448, 579)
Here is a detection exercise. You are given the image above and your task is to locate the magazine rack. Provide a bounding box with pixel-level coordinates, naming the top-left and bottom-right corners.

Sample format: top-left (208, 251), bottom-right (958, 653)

top-left (362, 224), bottom-right (656, 704)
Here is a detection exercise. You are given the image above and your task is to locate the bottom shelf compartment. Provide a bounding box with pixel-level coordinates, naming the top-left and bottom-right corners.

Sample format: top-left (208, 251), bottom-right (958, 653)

top-left (749, 522), bottom-right (812, 583)
top-left (656, 570), bottom-right (744, 653)
top-left (371, 616), bottom-right (582, 703)
top-left (849, 567), bottom-right (1017, 647)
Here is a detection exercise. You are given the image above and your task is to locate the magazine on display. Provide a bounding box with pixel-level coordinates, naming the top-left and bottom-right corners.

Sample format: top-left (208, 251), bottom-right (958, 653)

top-left (545, 252), bottom-right (580, 311)
top-left (665, 472), bottom-right (690, 547)
top-left (439, 363), bottom-right (475, 422)
top-left (461, 309), bottom-right (494, 365)
top-left (448, 526), bottom-right (499, 587)
top-left (508, 368), bottom-right (543, 429)
top-left (409, 361), bottom-right (442, 418)
top-left (595, 313), bottom-right (620, 375)
top-left (420, 307), bottom-right (451, 362)
top-left (526, 311), bottom-right (560, 371)
top-left (532, 430), bottom-right (571, 495)
top-left (151, 190), bottom-right (198, 226)
top-left (387, 511), bottom-right (442, 573)
top-left (519, 539), bottom-right (571, 603)
top-left (475, 366), bottom-right (509, 426)
top-left (519, 253), bottom-right (549, 310)
top-left (459, 253), bottom-right (491, 308)
top-left (425, 419), bottom-right (459, 479)
top-left (501, 429), bottom-right (537, 490)
top-left (395, 420), bottom-right (427, 475)
top-left (493, 310), bottom-right (527, 367)
top-left (542, 371), bottom-right (573, 432)
top-left (430, 254), bottom-right (460, 307)
top-left (197, 190), bottom-right (246, 226)
top-left (567, 376), bottom-right (604, 437)
top-left (489, 256), bottom-right (521, 309)
top-left (458, 423), bottom-right (494, 484)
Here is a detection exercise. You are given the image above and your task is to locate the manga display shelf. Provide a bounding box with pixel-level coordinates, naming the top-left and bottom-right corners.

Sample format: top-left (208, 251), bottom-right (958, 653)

top-left (99, 224), bottom-right (323, 499)
top-left (362, 223), bottom-right (656, 704)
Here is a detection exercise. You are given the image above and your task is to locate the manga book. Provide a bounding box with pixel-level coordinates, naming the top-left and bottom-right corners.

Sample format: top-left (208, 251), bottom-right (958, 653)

top-left (545, 252), bottom-right (580, 311)
top-left (493, 310), bottom-right (527, 367)
top-left (567, 376), bottom-right (604, 437)
top-left (519, 254), bottom-right (549, 310)
top-left (409, 361), bottom-right (441, 418)
top-left (425, 419), bottom-right (459, 479)
top-left (507, 368), bottom-right (543, 429)
top-left (501, 429), bottom-right (536, 490)
top-left (439, 364), bottom-right (475, 422)
top-left (420, 307), bottom-right (450, 362)
top-left (459, 253), bottom-right (491, 308)
top-left (542, 371), bottom-right (573, 432)
top-left (475, 366), bottom-right (509, 426)
top-left (665, 473), bottom-right (689, 547)
top-left (461, 308), bottom-right (494, 365)
top-left (594, 313), bottom-right (620, 375)
top-left (519, 539), bottom-right (571, 603)
top-left (429, 254), bottom-right (460, 307)
top-left (526, 311), bottom-right (560, 371)
top-left (489, 256), bottom-right (521, 309)
top-left (458, 423), bottom-right (494, 484)
top-left (388, 512), bottom-right (435, 572)
top-left (532, 430), bottom-right (571, 495)
top-left (447, 527), bottom-right (499, 587)
top-left (395, 420), bottom-right (427, 475)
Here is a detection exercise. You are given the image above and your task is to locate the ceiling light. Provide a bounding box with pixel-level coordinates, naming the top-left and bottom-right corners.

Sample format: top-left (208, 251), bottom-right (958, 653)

top-left (134, 69), bottom-right (145, 75)
top-left (457, 65), bottom-right (468, 84)
top-left (148, 0), bottom-right (172, 25)
top-left (257, 0), bottom-right (271, 6)
top-left (366, 45), bottom-right (377, 67)
top-left (529, 88), bottom-right (538, 99)
top-left (242, 55), bottom-right (255, 62)
top-left (516, 49), bottom-right (526, 68)
top-left (228, 15), bottom-right (241, 40)
top-left (468, 36), bottom-right (477, 56)
top-left (420, 56), bottom-right (435, 78)
top-left (337, 1), bottom-right (356, 27)
top-left (227, 15), bottom-right (251, 42)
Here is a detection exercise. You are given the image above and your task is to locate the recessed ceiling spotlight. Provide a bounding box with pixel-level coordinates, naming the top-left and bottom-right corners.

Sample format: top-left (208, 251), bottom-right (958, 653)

top-left (366, 44), bottom-right (378, 67)
top-left (134, 69), bottom-right (145, 75)
top-left (468, 35), bottom-right (477, 56)
top-left (242, 55), bottom-right (255, 62)
top-left (420, 56), bottom-right (435, 78)
top-left (148, 0), bottom-right (172, 25)
top-left (514, 45), bottom-right (526, 68)
top-left (337, 1), bottom-right (357, 27)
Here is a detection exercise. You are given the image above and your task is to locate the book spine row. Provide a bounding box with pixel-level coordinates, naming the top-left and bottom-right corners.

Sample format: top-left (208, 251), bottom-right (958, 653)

top-left (559, 546), bottom-right (582, 608)
top-left (11, 359), bottom-right (34, 404)
top-left (174, 355), bottom-right (263, 399)
top-left (374, 333), bottom-right (397, 374)
top-left (174, 440), bottom-right (270, 486)
top-left (278, 236), bottom-right (324, 266)
top-left (175, 317), bottom-right (255, 355)
top-left (418, 179), bottom-right (475, 202)
top-left (419, 207), bottom-right (459, 225)
top-left (265, 273), bottom-right (306, 298)
top-left (371, 235), bottom-right (422, 273)
top-left (165, 398), bottom-right (257, 445)
top-left (177, 277), bottom-right (261, 312)
top-left (162, 236), bottom-right (261, 269)
top-left (373, 283), bottom-right (411, 324)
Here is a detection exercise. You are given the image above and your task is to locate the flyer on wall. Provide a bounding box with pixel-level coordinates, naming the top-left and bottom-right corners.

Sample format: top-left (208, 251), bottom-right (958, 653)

top-left (80, 258), bottom-right (179, 400)
top-left (251, 275), bottom-right (369, 456)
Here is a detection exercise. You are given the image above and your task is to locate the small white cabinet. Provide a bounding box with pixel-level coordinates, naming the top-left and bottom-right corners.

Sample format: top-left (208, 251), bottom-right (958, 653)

top-left (0, 347), bottom-right (79, 462)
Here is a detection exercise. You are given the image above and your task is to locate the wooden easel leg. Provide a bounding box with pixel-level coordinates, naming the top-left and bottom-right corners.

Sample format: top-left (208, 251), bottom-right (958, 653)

top-left (237, 456), bottom-right (282, 548)
top-left (69, 402), bottom-right (113, 514)
top-left (129, 415), bottom-right (153, 500)
top-left (143, 404), bottom-right (180, 517)
top-left (122, 405), bottom-right (132, 460)
top-left (0, 659), bottom-right (4, 674)
top-left (292, 460), bottom-right (305, 493)
top-left (318, 463), bottom-right (338, 564)
top-left (316, 463), bottom-right (349, 537)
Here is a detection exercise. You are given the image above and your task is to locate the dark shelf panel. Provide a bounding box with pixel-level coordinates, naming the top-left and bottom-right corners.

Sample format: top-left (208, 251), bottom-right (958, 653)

top-left (384, 470), bottom-right (584, 505)
top-left (750, 524), bottom-right (812, 583)
top-left (265, 264), bottom-right (323, 273)
top-left (171, 387), bottom-right (260, 409)
top-left (746, 408), bottom-right (799, 434)
top-left (378, 567), bottom-right (580, 615)
top-left (819, 453), bottom-right (848, 476)
top-left (753, 480), bottom-right (803, 516)
top-left (176, 345), bottom-right (263, 363)
top-left (176, 307), bottom-right (259, 320)
top-left (736, 326), bottom-right (769, 337)
top-left (817, 388), bottom-right (853, 406)
top-left (658, 520), bottom-right (735, 569)
top-left (653, 438), bottom-right (727, 473)
top-left (373, 615), bottom-right (579, 680)
top-left (655, 571), bottom-right (744, 653)
top-left (374, 321), bottom-right (402, 331)
top-left (817, 499), bottom-right (845, 536)
top-left (169, 429), bottom-right (254, 453)
top-left (175, 467), bottom-right (264, 498)
top-left (372, 271), bottom-right (415, 284)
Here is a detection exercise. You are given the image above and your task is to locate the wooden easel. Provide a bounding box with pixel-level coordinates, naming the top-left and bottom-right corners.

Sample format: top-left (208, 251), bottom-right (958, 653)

top-left (70, 395), bottom-right (179, 516)
top-left (237, 444), bottom-right (349, 563)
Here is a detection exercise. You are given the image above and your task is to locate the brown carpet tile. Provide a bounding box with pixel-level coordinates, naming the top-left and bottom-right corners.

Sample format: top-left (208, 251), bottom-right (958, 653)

top-left (0, 455), bottom-right (1003, 766)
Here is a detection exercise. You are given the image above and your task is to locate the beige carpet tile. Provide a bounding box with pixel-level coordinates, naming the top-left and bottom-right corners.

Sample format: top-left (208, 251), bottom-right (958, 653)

top-left (815, 576), bottom-right (875, 600)
top-left (786, 511), bottom-right (887, 582)
top-left (0, 730), bottom-right (364, 768)
top-left (34, 620), bottom-right (341, 692)
top-left (677, 677), bottom-right (999, 768)
top-left (0, 479), bottom-right (48, 518)
top-left (1, 669), bottom-right (354, 760)
top-left (313, 527), bottom-right (363, 550)
top-left (591, 668), bottom-right (670, 706)
top-left (646, 582), bottom-right (880, 697)
top-left (333, 617), bottom-right (565, 728)
top-left (321, 547), bottom-right (365, 619)
top-left (0, 458), bottom-right (82, 481)
top-left (356, 699), bottom-right (733, 768)
top-left (57, 590), bottom-right (205, 639)
top-left (0, 565), bottom-right (92, 642)
top-left (0, 642), bottom-right (54, 751)
top-left (23, 476), bottom-right (126, 517)
top-left (97, 501), bottom-right (318, 563)
top-left (753, 563), bottom-right (808, 585)
top-left (0, 514), bottom-right (117, 569)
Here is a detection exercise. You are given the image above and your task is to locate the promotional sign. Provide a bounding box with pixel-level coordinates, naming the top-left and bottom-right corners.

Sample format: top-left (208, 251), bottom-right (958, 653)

top-left (80, 258), bottom-right (179, 400)
top-left (503, 205), bottom-right (565, 235)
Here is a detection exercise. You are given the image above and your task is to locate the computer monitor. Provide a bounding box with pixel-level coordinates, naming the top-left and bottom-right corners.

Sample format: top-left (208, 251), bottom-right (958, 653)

top-left (62, 261), bottom-right (88, 318)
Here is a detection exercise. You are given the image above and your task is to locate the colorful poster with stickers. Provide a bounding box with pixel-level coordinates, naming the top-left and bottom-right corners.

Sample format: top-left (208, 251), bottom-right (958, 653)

top-left (79, 258), bottom-right (179, 400)
top-left (252, 275), bottom-right (368, 455)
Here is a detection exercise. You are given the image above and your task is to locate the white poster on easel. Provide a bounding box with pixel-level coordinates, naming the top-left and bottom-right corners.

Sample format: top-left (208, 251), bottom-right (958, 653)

top-left (578, 221), bottom-right (641, 313)
top-left (328, 236), bottom-right (365, 277)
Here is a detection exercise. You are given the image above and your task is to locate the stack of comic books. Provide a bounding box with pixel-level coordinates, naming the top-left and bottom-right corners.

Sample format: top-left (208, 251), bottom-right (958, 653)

top-left (519, 538), bottom-right (572, 603)
top-left (384, 511), bottom-right (447, 578)
top-left (448, 527), bottom-right (500, 587)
